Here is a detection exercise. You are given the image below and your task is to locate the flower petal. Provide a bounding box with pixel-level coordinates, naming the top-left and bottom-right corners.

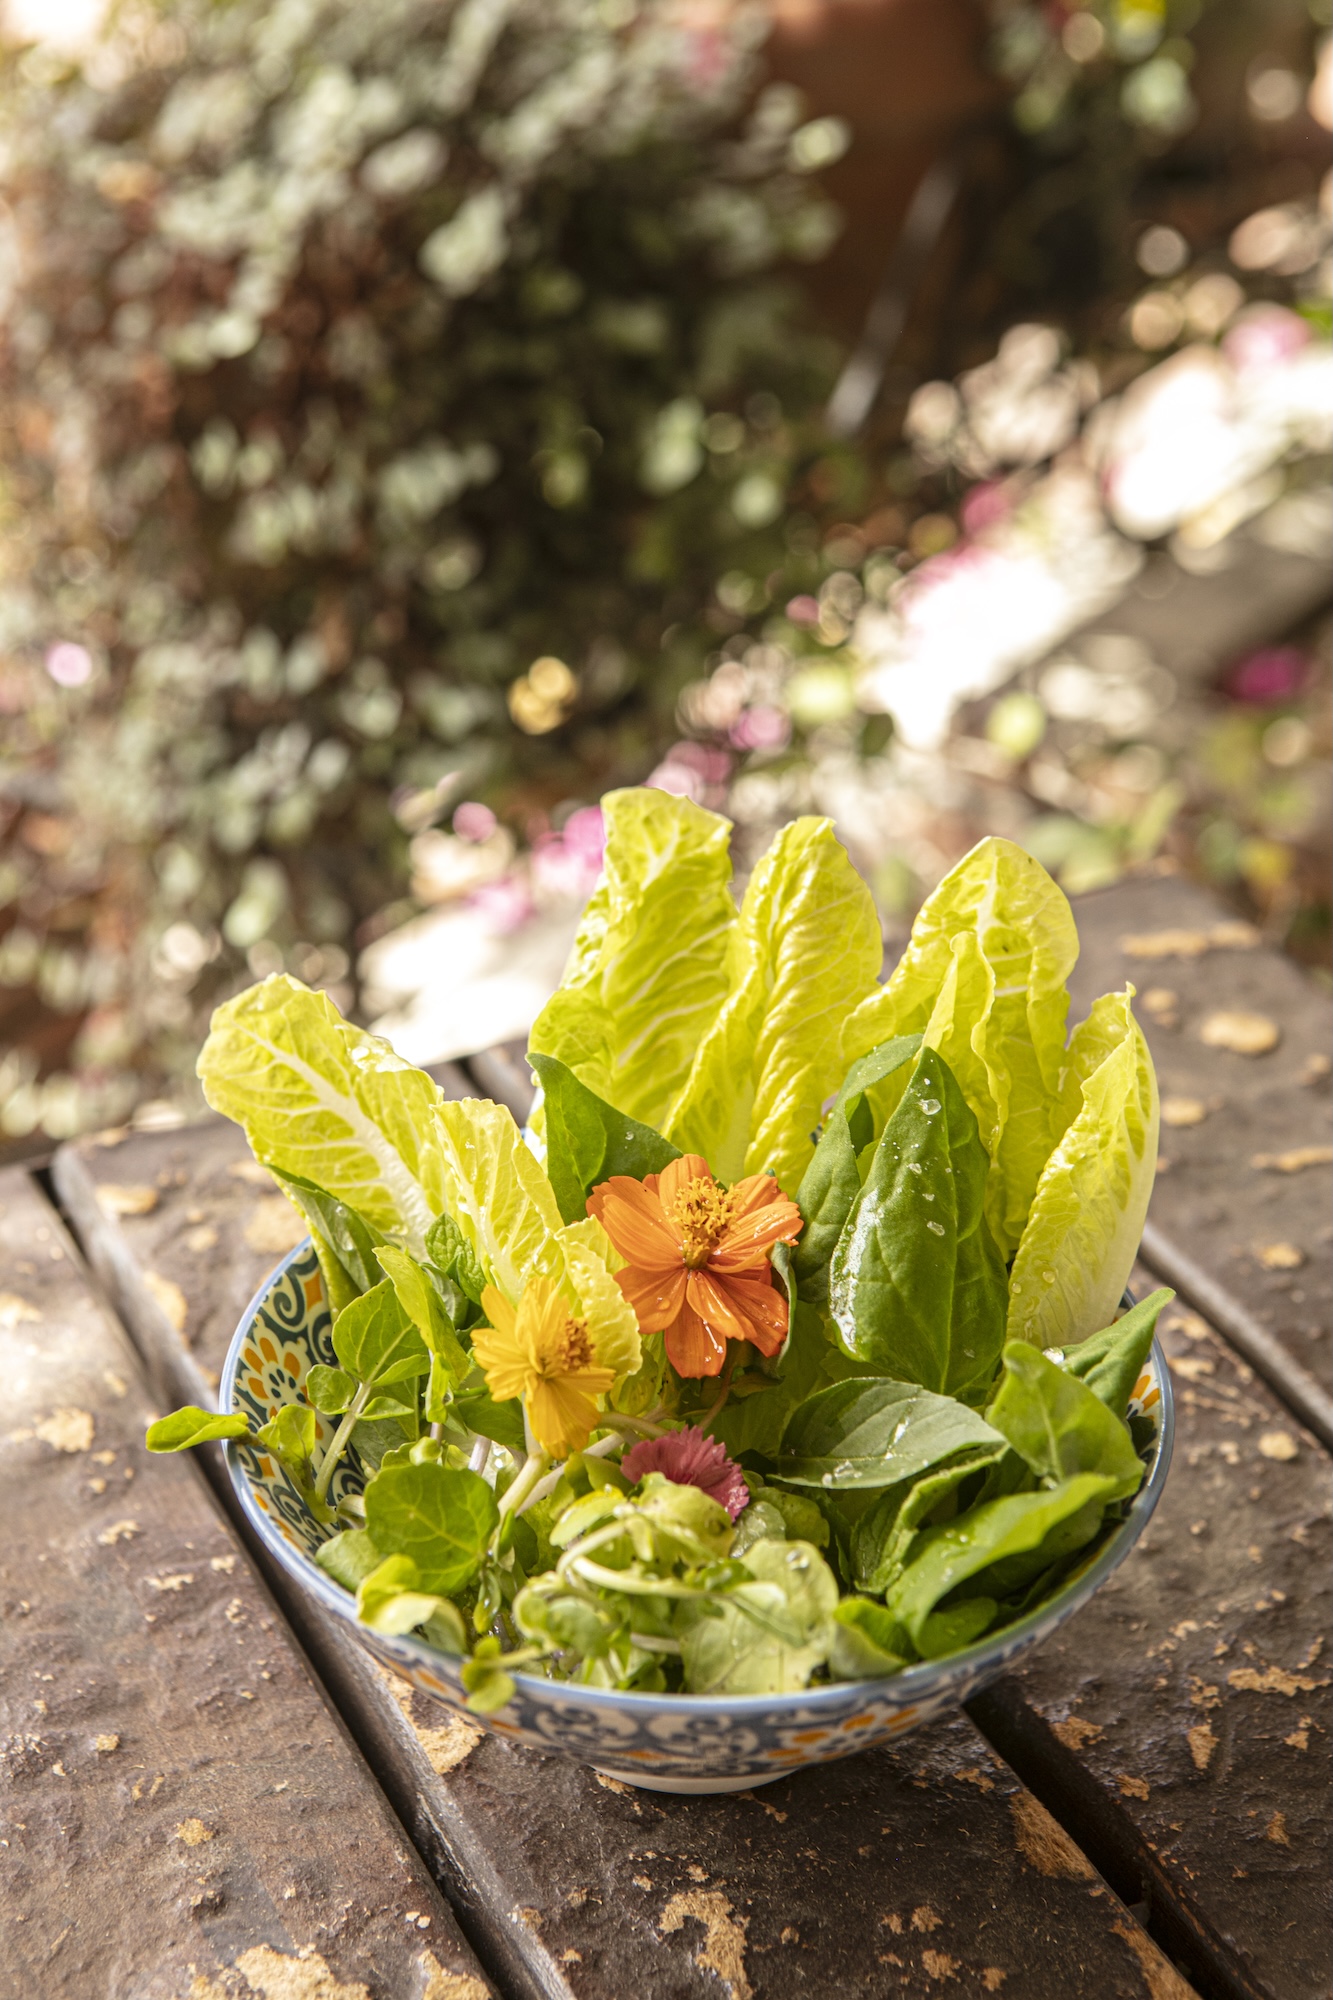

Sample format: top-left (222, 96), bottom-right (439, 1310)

top-left (686, 1268), bottom-right (753, 1346)
top-left (663, 1294), bottom-right (728, 1378)
top-left (588, 1176), bottom-right (680, 1269)
top-left (655, 1153), bottom-right (713, 1211)
top-left (616, 1261), bottom-right (688, 1331)
top-left (711, 1196), bottom-right (802, 1269)
top-left (715, 1269), bottom-right (788, 1354)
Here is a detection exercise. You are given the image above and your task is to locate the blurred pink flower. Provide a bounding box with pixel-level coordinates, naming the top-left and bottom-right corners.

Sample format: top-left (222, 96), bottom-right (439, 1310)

top-left (730, 705), bottom-right (791, 752)
top-left (45, 642), bottom-right (92, 687)
top-left (621, 1425), bottom-right (749, 1520)
top-left (786, 595), bottom-right (820, 626)
top-left (1225, 645), bottom-right (1308, 705)
top-left (468, 873), bottom-right (536, 933)
top-left (1222, 304), bottom-right (1311, 375)
top-left (453, 801), bottom-right (498, 843)
top-left (560, 805), bottom-right (605, 867)
top-left (960, 481), bottom-right (1013, 536)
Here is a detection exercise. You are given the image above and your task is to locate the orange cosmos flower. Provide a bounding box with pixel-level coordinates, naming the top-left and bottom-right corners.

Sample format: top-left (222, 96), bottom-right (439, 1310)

top-left (587, 1154), bottom-right (802, 1379)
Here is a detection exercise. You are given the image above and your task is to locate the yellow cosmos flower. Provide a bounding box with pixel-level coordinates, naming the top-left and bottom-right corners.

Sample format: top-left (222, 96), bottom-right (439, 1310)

top-left (472, 1275), bottom-right (617, 1458)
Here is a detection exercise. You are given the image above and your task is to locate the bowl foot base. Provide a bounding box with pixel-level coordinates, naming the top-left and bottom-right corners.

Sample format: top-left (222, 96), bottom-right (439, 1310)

top-left (593, 1765), bottom-right (786, 1795)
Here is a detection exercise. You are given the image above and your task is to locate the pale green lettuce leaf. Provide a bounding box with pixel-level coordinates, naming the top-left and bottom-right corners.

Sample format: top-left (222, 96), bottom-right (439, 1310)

top-left (197, 976), bottom-right (448, 1255)
top-left (434, 1097), bottom-right (564, 1305)
top-left (558, 1216), bottom-right (642, 1382)
top-left (528, 788), bottom-right (737, 1129)
top-left (843, 837), bottom-right (1078, 1257)
top-left (1007, 990), bottom-right (1159, 1348)
top-left (666, 816), bottom-right (884, 1191)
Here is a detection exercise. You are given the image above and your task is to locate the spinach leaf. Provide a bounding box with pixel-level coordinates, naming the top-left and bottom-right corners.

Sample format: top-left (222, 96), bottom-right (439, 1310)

top-left (777, 1376), bottom-right (1002, 1490)
top-left (884, 1472), bottom-right (1119, 1650)
top-left (145, 1406), bottom-right (250, 1452)
top-left (268, 1167), bottom-right (387, 1301)
top-left (1057, 1287), bottom-right (1171, 1420)
top-left (792, 1035), bottom-right (921, 1305)
top-left (710, 1294), bottom-right (834, 1461)
top-left (332, 1278), bottom-right (430, 1391)
top-left (528, 1051), bottom-right (681, 1225)
top-left (987, 1343), bottom-right (1143, 1499)
top-left (363, 1461), bottom-right (499, 1596)
top-left (829, 1049), bottom-right (1008, 1401)
top-left (375, 1245), bottom-right (471, 1421)
top-left (850, 1446), bottom-right (1009, 1596)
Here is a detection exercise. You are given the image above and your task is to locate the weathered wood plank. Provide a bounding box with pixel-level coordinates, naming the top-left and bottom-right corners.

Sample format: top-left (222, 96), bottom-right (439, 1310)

top-left (970, 1271), bottom-right (1332, 2000)
top-left (1071, 873), bottom-right (1332, 1399)
top-left (54, 1117), bottom-right (1200, 2000)
top-left (0, 1165), bottom-right (493, 2000)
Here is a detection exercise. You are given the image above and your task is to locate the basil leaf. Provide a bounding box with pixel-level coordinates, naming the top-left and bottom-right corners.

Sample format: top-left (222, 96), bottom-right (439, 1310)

top-left (528, 1051), bottom-right (681, 1225)
top-left (145, 1406), bottom-right (250, 1452)
top-left (1057, 1287), bottom-right (1171, 1420)
top-left (364, 1461), bottom-right (499, 1597)
top-left (792, 1035), bottom-right (921, 1306)
top-left (777, 1377), bottom-right (1002, 1490)
top-left (987, 1343), bottom-right (1144, 1499)
top-left (884, 1472), bottom-right (1119, 1650)
top-left (332, 1277), bottom-right (429, 1390)
top-left (829, 1049), bottom-right (1009, 1401)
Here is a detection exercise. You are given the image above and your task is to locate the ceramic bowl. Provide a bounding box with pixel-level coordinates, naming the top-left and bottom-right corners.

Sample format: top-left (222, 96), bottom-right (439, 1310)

top-left (223, 1241), bottom-right (1174, 1794)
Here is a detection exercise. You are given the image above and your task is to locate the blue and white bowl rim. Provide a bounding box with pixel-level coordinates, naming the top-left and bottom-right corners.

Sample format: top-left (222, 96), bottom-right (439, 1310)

top-left (223, 1240), bottom-right (1176, 1717)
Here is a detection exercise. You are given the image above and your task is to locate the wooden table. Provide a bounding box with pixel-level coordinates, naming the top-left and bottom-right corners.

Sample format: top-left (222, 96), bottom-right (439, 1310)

top-left (3, 872), bottom-right (1328, 2000)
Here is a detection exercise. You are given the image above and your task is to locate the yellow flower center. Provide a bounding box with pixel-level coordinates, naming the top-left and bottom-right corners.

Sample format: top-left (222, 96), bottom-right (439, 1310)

top-left (552, 1317), bottom-right (595, 1376)
top-left (671, 1175), bottom-right (735, 1269)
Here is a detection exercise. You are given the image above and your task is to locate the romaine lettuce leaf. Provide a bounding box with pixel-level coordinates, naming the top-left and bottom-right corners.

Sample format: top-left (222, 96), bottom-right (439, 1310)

top-left (197, 975), bottom-right (449, 1255)
top-left (666, 815), bottom-right (884, 1192)
top-left (1007, 991), bottom-right (1158, 1349)
top-left (528, 789), bottom-right (737, 1130)
top-left (433, 1096), bottom-right (564, 1304)
top-left (843, 838), bottom-right (1079, 1257)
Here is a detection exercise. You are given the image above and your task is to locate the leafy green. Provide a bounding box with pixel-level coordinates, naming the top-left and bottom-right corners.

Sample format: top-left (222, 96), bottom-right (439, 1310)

top-left (255, 1401), bottom-right (318, 1474)
top-left (267, 1168), bottom-right (387, 1300)
top-left (375, 1244), bottom-right (471, 1421)
top-left (666, 815), bottom-right (885, 1192)
top-left (305, 1365), bottom-right (356, 1414)
top-left (829, 1597), bottom-right (911, 1678)
top-left (426, 1213), bottom-right (486, 1306)
top-left (829, 1049), bottom-right (1009, 1401)
top-left (987, 1344), bottom-right (1144, 1500)
top-left (145, 1406), bottom-right (250, 1451)
top-left (529, 1051), bottom-right (681, 1225)
top-left (363, 1461), bottom-right (499, 1596)
top-left (844, 838), bottom-right (1079, 1259)
top-left (677, 1539), bottom-right (838, 1694)
top-left (433, 1096), bottom-right (565, 1306)
top-left (331, 1278), bottom-right (430, 1399)
top-left (1060, 1288), bottom-right (1171, 1419)
top-left (850, 1447), bottom-right (1009, 1597)
top-left (357, 1553), bottom-right (467, 1643)
top-left (777, 1377), bottom-right (1002, 1490)
top-left (314, 1527), bottom-right (383, 1592)
top-left (792, 1033), bottom-right (921, 1304)
top-left (1007, 992), bottom-right (1158, 1349)
top-left (529, 788), bottom-right (738, 1130)
top-left (449, 1387), bottom-right (527, 1456)
top-left (197, 975), bottom-right (452, 1255)
top-left (884, 1473), bottom-right (1120, 1651)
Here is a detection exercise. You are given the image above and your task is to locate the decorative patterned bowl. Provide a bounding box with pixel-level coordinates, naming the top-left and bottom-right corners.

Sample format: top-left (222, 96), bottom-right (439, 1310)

top-left (223, 1241), bottom-right (1174, 1794)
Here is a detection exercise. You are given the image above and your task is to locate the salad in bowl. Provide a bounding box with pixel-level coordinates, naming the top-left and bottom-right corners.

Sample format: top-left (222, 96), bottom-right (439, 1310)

top-left (150, 790), bottom-right (1170, 1764)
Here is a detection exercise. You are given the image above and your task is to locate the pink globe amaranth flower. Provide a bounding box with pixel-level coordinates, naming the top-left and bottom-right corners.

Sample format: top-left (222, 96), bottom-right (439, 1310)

top-left (1225, 646), bottom-right (1308, 706)
top-left (621, 1426), bottom-right (750, 1521)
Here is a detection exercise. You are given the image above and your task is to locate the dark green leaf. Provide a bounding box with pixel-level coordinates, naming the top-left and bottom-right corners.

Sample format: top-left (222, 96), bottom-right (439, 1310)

top-left (306, 1364), bottom-right (356, 1414)
top-left (777, 1376), bottom-right (1003, 1490)
top-left (450, 1386), bottom-right (527, 1456)
top-left (1058, 1287), bottom-right (1171, 1420)
top-left (528, 1051), bottom-right (682, 1225)
top-left (988, 1343), bottom-right (1143, 1499)
top-left (364, 1460), bottom-right (499, 1596)
top-left (829, 1048), bottom-right (1008, 1401)
top-left (145, 1406), bottom-right (249, 1452)
top-left (916, 1596), bottom-right (997, 1659)
top-left (884, 1472), bottom-right (1119, 1649)
top-left (268, 1167), bottom-right (387, 1295)
top-left (792, 1035), bottom-right (922, 1305)
top-left (850, 1446), bottom-right (1008, 1596)
top-left (332, 1277), bottom-right (430, 1390)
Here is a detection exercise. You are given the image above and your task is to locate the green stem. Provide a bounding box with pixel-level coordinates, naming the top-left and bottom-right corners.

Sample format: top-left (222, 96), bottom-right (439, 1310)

top-left (314, 1383), bottom-right (371, 1504)
top-left (496, 1449), bottom-right (552, 1533)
